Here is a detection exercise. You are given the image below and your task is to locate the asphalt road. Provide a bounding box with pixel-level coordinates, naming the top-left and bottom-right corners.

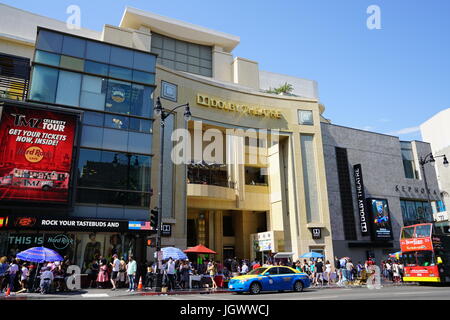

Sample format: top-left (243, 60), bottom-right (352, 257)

top-left (51, 284), bottom-right (450, 300)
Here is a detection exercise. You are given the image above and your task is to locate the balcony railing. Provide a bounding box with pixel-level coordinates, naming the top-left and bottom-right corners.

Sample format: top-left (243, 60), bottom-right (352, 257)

top-left (187, 161), bottom-right (235, 189)
top-left (0, 53), bottom-right (30, 101)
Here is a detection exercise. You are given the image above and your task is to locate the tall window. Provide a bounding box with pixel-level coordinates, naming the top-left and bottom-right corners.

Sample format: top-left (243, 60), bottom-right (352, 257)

top-left (223, 215), bottom-right (234, 237)
top-left (301, 135), bottom-right (321, 223)
top-left (401, 142), bottom-right (418, 179)
top-left (151, 33), bottom-right (212, 77)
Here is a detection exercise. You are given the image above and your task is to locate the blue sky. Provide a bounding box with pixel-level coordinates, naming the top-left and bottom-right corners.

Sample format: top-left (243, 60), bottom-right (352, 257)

top-left (3, 0), bottom-right (450, 141)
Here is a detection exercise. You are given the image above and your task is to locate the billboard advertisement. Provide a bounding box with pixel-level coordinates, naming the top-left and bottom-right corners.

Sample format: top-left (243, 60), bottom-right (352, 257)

top-left (0, 104), bottom-right (78, 203)
top-left (368, 198), bottom-right (394, 241)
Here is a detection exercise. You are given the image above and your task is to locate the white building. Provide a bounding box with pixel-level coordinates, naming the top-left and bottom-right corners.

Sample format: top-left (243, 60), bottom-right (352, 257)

top-left (420, 108), bottom-right (450, 222)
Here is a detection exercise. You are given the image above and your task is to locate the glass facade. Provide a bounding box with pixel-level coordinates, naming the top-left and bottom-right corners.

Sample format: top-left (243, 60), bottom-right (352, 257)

top-left (401, 141), bottom-right (419, 179)
top-left (29, 29), bottom-right (156, 210)
top-left (76, 148), bottom-right (151, 208)
top-left (151, 32), bottom-right (212, 77)
top-left (400, 200), bottom-right (433, 226)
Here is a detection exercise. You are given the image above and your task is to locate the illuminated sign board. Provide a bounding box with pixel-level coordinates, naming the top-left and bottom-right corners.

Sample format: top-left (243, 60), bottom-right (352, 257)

top-left (368, 198), bottom-right (394, 241)
top-left (0, 104), bottom-right (78, 203)
top-left (196, 94), bottom-right (282, 119)
top-left (3, 216), bottom-right (153, 233)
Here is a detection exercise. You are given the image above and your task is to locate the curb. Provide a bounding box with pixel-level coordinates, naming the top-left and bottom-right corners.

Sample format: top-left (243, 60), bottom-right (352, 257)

top-left (0, 283), bottom-right (419, 299)
top-left (140, 290), bottom-right (229, 296)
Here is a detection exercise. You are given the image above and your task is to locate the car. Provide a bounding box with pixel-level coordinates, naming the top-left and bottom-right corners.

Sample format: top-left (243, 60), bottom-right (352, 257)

top-left (228, 266), bottom-right (310, 294)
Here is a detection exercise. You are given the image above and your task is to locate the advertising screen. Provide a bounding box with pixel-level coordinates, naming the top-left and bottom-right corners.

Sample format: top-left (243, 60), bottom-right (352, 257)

top-left (0, 104), bottom-right (77, 203)
top-left (368, 198), bottom-right (394, 240)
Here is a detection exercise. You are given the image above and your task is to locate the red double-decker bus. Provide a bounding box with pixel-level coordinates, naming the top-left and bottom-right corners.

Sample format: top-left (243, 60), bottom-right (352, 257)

top-left (400, 223), bottom-right (450, 284)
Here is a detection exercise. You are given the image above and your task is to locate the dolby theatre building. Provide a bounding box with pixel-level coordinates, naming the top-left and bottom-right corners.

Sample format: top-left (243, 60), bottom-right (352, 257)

top-left (0, 4), bottom-right (334, 263)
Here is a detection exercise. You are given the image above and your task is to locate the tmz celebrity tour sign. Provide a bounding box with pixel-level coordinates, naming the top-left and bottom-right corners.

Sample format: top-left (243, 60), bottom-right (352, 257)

top-left (0, 104), bottom-right (77, 202)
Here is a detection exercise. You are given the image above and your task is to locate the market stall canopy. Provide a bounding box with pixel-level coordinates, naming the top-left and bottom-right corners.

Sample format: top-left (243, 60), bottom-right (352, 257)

top-left (161, 247), bottom-right (188, 260)
top-left (184, 244), bottom-right (217, 254)
top-left (388, 251), bottom-right (402, 258)
top-left (274, 252), bottom-right (295, 259)
top-left (300, 252), bottom-right (324, 259)
top-left (16, 246), bottom-right (63, 263)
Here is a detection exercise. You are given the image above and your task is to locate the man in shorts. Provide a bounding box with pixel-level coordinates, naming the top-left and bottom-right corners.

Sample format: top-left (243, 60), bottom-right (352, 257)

top-left (110, 254), bottom-right (120, 291)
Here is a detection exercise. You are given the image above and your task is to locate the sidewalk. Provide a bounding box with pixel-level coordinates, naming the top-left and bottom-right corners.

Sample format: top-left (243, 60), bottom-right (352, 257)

top-left (0, 281), bottom-right (417, 300)
top-left (0, 287), bottom-right (230, 300)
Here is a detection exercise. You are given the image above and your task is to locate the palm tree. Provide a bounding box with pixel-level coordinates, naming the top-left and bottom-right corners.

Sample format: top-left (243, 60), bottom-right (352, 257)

top-left (265, 82), bottom-right (294, 95)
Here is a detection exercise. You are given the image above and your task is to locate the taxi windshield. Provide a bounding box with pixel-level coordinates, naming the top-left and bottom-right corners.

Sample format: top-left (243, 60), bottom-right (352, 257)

top-left (247, 267), bottom-right (268, 275)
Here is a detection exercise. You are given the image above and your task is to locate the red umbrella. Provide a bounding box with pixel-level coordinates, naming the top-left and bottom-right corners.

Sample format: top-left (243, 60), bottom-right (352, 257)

top-left (184, 244), bottom-right (217, 254)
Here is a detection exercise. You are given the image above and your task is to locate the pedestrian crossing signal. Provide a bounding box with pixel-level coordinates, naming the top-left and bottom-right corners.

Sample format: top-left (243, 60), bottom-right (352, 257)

top-left (146, 237), bottom-right (156, 247)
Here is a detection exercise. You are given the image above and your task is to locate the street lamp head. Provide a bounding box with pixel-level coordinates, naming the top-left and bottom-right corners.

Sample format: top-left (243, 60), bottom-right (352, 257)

top-left (154, 97), bottom-right (163, 117)
top-left (443, 155), bottom-right (449, 167)
top-left (184, 104), bottom-right (192, 122)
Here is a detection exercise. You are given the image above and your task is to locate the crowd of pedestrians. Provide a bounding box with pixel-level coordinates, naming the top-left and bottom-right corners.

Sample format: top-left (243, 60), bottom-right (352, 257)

top-left (0, 253), bottom-right (406, 295)
top-left (0, 255), bottom-right (75, 294)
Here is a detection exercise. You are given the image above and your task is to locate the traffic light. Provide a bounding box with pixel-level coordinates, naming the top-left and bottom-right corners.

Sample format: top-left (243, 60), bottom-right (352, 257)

top-left (150, 207), bottom-right (159, 230)
top-left (146, 237), bottom-right (156, 247)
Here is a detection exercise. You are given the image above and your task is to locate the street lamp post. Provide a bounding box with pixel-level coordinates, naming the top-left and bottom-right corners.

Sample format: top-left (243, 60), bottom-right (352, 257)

top-left (153, 96), bottom-right (191, 291)
top-left (418, 153), bottom-right (448, 224)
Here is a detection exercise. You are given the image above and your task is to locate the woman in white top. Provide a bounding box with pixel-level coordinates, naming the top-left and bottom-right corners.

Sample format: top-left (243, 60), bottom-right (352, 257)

top-left (324, 260), bottom-right (332, 285)
top-left (392, 262), bottom-right (401, 283)
top-left (20, 264), bottom-right (29, 291)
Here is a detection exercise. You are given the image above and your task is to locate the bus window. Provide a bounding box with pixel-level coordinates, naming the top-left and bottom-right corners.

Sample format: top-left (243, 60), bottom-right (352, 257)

top-left (402, 252), bottom-right (416, 267)
top-left (401, 227), bottom-right (415, 239)
top-left (416, 251), bottom-right (434, 267)
top-left (415, 224), bottom-right (432, 238)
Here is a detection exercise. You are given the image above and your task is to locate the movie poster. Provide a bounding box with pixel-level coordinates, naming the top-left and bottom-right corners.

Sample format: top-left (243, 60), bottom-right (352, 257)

top-left (0, 104), bottom-right (77, 202)
top-left (368, 198), bottom-right (394, 240)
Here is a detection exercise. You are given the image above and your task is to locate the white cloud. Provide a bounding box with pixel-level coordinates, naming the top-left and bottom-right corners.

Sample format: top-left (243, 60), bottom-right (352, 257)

top-left (387, 126), bottom-right (420, 136)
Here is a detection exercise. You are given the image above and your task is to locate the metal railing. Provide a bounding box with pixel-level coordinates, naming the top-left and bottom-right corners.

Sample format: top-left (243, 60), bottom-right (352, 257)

top-left (187, 163), bottom-right (235, 189)
top-left (0, 53), bottom-right (30, 101)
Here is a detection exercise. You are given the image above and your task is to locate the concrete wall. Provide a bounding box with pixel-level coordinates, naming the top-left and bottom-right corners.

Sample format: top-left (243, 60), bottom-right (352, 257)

top-left (420, 108), bottom-right (450, 219)
top-left (232, 57), bottom-right (260, 90)
top-left (259, 70), bottom-right (319, 100)
top-left (322, 123), bottom-right (440, 261)
top-left (420, 108), bottom-right (450, 153)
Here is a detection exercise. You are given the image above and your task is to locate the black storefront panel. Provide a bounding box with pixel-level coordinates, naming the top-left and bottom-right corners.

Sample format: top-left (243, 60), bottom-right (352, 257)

top-left (0, 216), bottom-right (152, 270)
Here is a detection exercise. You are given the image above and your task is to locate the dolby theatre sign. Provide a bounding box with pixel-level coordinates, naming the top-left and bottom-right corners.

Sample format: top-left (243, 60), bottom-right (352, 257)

top-left (196, 94), bottom-right (282, 119)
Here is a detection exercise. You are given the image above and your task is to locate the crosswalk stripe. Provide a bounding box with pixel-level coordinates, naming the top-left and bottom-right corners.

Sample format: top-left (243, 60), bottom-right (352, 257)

top-left (81, 293), bottom-right (109, 298)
